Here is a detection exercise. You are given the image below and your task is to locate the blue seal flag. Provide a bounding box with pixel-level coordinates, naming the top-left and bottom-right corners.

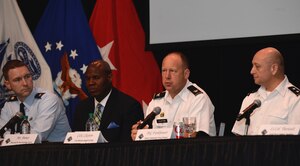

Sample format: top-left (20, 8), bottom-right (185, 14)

top-left (0, 0), bottom-right (53, 108)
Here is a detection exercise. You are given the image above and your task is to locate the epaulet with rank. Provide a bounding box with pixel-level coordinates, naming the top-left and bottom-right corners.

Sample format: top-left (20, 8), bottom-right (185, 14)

top-left (288, 86), bottom-right (300, 96)
top-left (35, 93), bottom-right (45, 99)
top-left (7, 95), bottom-right (18, 102)
top-left (247, 89), bottom-right (258, 96)
top-left (153, 91), bottom-right (166, 99)
top-left (187, 85), bottom-right (202, 96)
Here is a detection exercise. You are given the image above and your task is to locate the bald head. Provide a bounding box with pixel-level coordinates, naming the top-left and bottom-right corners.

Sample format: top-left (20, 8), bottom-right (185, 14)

top-left (87, 60), bottom-right (112, 76)
top-left (254, 47), bottom-right (284, 73)
top-left (84, 60), bottom-right (112, 100)
top-left (251, 47), bottom-right (285, 91)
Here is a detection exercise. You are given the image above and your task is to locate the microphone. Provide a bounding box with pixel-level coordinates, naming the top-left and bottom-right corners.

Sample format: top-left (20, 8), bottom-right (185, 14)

top-left (236, 99), bottom-right (261, 121)
top-left (137, 107), bottom-right (161, 129)
top-left (0, 112), bottom-right (24, 138)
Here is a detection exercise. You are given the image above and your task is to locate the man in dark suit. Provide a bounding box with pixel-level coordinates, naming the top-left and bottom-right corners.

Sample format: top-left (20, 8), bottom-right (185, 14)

top-left (73, 60), bottom-right (144, 142)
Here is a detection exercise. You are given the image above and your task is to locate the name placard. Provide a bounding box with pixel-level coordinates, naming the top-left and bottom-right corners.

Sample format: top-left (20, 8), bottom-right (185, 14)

top-left (64, 131), bottom-right (108, 144)
top-left (258, 125), bottom-right (300, 135)
top-left (1, 134), bottom-right (40, 146)
top-left (135, 128), bottom-right (174, 141)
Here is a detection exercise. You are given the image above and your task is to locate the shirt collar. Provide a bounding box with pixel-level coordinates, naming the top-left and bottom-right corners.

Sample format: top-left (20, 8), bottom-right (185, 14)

top-left (94, 89), bottom-right (112, 107)
top-left (165, 80), bottom-right (190, 102)
top-left (258, 75), bottom-right (289, 97)
top-left (275, 75), bottom-right (289, 97)
top-left (21, 87), bottom-right (38, 108)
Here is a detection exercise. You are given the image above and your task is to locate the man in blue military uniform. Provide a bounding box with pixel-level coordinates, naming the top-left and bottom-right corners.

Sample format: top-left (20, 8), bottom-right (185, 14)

top-left (0, 60), bottom-right (71, 142)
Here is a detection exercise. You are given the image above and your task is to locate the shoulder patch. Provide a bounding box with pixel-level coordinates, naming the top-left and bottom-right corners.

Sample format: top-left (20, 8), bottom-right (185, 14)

top-left (7, 95), bottom-right (18, 102)
top-left (153, 91), bottom-right (166, 99)
top-left (187, 85), bottom-right (202, 96)
top-left (288, 86), bottom-right (300, 96)
top-left (35, 93), bottom-right (45, 99)
top-left (247, 89), bottom-right (258, 96)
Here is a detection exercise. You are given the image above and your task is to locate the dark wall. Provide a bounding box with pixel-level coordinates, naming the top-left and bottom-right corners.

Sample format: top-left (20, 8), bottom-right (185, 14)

top-left (18, 0), bottom-right (300, 136)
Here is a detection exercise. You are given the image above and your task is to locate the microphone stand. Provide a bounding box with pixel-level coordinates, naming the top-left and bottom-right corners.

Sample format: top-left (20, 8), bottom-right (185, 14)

top-left (244, 115), bottom-right (250, 135)
top-left (243, 110), bottom-right (253, 135)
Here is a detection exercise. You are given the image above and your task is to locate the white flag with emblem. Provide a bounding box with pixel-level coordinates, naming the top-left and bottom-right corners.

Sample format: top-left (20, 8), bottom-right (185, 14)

top-left (0, 0), bottom-right (53, 103)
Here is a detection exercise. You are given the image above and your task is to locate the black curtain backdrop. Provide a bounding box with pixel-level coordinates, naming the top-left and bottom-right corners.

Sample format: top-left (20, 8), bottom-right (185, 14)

top-left (1, 136), bottom-right (300, 166)
top-left (17, 0), bottom-right (300, 136)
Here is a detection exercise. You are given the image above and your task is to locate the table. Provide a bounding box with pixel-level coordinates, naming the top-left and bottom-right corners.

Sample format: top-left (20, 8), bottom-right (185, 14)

top-left (1, 135), bottom-right (300, 166)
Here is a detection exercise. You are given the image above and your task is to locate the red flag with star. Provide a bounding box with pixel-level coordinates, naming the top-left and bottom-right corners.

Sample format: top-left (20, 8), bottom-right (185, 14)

top-left (89, 0), bottom-right (163, 111)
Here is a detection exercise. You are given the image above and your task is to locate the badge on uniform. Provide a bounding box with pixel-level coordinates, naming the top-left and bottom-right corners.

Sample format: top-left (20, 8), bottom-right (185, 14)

top-left (153, 92), bottom-right (166, 99)
top-left (160, 112), bottom-right (164, 117)
top-left (187, 85), bottom-right (202, 96)
top-left (35, 93), bottom-right (45, 99)
top-left (157, 119), bottom-right (168, 123)
top-left (288, 86), bottom-right (300, 96)
top-left (8, 96), bottom-right (17, 102)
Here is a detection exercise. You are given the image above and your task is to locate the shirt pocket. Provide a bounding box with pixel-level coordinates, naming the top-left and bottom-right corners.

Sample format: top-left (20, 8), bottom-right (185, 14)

top-left (266, 109), bottom-right (288, 124)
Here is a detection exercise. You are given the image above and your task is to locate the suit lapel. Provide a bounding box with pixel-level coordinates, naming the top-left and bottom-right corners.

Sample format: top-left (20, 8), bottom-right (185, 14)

top-left (100, 88), bottom-right (117, 129)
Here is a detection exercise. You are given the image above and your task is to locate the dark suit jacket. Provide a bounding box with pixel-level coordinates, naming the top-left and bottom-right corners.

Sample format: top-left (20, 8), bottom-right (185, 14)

top-left (73, 87), bottom-right (144, 142)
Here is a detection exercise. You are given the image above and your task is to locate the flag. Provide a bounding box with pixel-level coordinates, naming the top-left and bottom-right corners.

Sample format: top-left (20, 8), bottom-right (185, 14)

top-left (34, 0), bottom-right (101, 127)
top-left (0, 0), bottom-right (53, 107)
top-left (89, 0), bottom-right (163, 112)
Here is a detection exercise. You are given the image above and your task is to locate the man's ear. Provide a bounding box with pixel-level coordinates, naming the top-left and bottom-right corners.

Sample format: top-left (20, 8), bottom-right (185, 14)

top-left (107, 73), bottom-right (113, 81)
top-left (271, 64), bottom-right (278, 75)
top-left (4, 80), bottom-right (11, 90)
top-left (184, 68), bottom-right (190, 79)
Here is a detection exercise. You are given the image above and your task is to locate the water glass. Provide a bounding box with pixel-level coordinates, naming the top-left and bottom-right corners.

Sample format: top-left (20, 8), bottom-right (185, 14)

top-left (183, 117), bottom-right (196, 138)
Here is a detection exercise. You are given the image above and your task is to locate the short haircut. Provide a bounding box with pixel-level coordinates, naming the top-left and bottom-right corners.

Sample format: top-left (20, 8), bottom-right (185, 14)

top-left (167, 51), bottom-right (190, 69)
top-left (2, 60), bottom-right (27, 80)
top-left (89, 59), bottom-right (112, 76)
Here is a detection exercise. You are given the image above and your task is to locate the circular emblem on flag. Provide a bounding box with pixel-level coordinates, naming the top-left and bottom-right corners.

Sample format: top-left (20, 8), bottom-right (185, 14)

top-left (54, 68), bottom-right (83, 105)
top-left (14, 42), bottom-right (41, 80)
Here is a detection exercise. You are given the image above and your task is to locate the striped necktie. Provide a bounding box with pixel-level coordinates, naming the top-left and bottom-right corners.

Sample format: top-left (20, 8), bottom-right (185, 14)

top-left (94, 103), bottom-right (103, 126)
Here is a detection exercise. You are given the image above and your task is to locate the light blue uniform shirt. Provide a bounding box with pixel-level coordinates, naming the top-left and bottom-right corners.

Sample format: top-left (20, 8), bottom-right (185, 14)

top-left (0, 87), bottom-right (71, 142)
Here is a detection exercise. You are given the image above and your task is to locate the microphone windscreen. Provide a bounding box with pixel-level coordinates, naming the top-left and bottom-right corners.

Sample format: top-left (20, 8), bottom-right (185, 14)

top-left (254, 99), bottom-right (261, 107)
top-left (153, 107), bottom-right (161, 115)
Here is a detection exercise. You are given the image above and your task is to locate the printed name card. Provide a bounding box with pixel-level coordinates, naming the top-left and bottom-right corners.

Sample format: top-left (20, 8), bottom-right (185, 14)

top-left (259, 125), bottom-right (300, 135)
top-left (64, 131), bottom-right (107, 144)
top-left (135, 128), bottom-right (174, 141)
top-left (1, 134), bottom-right (40, 146)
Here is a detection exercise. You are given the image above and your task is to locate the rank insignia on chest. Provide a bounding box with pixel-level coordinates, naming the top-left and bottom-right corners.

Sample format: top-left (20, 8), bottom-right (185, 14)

top-left (160, 112), bottom-right (164, 117)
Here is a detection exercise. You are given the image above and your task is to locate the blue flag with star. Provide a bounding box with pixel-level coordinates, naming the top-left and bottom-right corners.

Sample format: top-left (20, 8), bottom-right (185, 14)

top-left (34, 0), bottom-right (102, 128)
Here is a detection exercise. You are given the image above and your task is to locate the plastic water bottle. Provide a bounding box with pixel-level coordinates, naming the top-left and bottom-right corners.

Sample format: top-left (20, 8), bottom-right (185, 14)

top-left (21, 116), bottom-right (30, 134)
top-left (85, 113), bottom-right (98, 131)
